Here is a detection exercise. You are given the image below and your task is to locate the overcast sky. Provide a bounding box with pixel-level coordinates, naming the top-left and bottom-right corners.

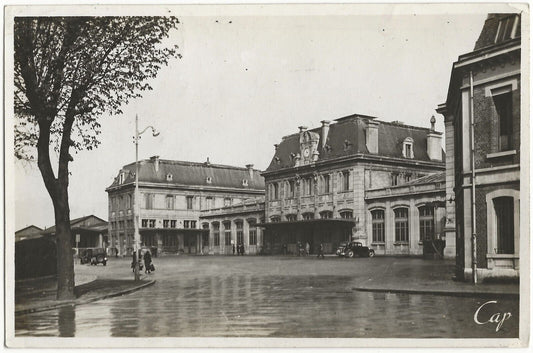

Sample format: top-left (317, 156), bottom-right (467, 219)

top-left (13, 5), bottom-right (501, 230)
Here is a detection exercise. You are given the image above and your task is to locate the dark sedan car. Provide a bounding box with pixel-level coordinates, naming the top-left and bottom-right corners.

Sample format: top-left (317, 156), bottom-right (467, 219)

top-left (344, 241), bottom-right (375, 258)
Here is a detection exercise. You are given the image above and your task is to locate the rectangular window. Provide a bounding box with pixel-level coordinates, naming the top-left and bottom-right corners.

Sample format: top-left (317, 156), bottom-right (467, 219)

top-left (391, 173), bottom-right (399, 186)
top-left (163, 219), bottom-right (169, 228)
top-left (145, 193), bottom-right (153, 209)
top-left (273, 183), bottom-right (279, 199)
top-left (186, 196), bottom-right (194, 210)
top-left (166, 195), bottom-right (174, 209)
top-left (141, 219), bottom-right (148, 228)
top-left (224, 197), bottom-right (232, 207)
top-left (323, 175), bottom-right (330, 194)
top-left (184, 220), bottom-right (190, 229)
top-left (286, 214), bottom-right (297, 222)
top-left (170, 220), bottom-right (176, 228)
top-left (289, 180), bottom-right (295, 198)
top-left (191, 220), bottom-right (197, 229)
top-left (342, 171), bottom-right (350, 191)
top-left (493, 91), bottom-right (513, 151)
top-left (419, 206), bottom-right (434, 241)
top-left (494, 197), bottom-right (514, 254)
top-left (307, 178), bottom-right (313, 195)
top-left (148, 219), bottom-right (156, 228)
top-left (394, 208), bottom-right (409, 242)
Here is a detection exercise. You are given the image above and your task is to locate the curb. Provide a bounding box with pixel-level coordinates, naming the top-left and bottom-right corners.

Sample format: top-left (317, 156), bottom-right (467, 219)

top-left (15, 280), bottom-right (156, 316)
top-left (352, 286), bottom-right (519, 299)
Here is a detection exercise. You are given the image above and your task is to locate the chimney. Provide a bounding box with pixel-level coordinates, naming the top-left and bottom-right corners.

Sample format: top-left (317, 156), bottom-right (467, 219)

top-left (150, 156), bottom-right (160, 172)
top-left (427, 116), bottom-right (442, 161)
top-left (274, 144), bottom-right (279, 151)
top-left (320, 120), bottom-right (330, 149)
top-left (298, 126), bottom-right (307, 133)
top-left (366, 120), bottom-right (379, 154)
top-left (246, 164), bottom-right (254, 179)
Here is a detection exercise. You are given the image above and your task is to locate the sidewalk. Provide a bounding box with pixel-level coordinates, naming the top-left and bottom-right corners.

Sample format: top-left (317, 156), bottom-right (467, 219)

top-left (352, 258), bottom-right (519, 298)
top-left (15, 273), bottom-right (155, 315)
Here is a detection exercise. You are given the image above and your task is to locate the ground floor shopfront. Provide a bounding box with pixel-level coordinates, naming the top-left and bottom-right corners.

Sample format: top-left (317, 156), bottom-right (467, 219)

top-left (261, 219), bottom-right (355, 255)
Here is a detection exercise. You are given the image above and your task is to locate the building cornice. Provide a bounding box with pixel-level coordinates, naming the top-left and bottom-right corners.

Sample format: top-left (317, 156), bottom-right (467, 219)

top-left (262, 153), bottom-right (444, 178)
top-left (106, 182), bottom-right (264, 195)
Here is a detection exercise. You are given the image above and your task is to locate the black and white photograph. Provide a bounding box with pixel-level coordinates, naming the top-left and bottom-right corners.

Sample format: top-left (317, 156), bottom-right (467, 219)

top-left (4, 2), bottom-right (530, 348)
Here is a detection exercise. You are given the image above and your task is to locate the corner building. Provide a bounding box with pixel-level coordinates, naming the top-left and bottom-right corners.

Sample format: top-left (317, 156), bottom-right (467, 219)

top-left (261, 114), bottom-right (445, 255)
top-left (437, 14), bottom-right (521, 281)
top-left (106, 156), bottom-right (264, 256)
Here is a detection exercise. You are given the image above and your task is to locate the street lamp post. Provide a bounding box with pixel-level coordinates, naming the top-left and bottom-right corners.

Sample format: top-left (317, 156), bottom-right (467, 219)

top-left (133, 114), bottom-right (159, 281)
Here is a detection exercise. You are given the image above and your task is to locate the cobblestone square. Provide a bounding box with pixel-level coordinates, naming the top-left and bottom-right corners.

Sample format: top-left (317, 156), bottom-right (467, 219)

top-left (15, 256), bottom-right (519, 338)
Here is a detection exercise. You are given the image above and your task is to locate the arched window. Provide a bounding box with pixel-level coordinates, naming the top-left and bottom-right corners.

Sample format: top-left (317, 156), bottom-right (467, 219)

top-left (419, 206), bottom-right (434, 241)
top-left (320, 210), bottom-right (333, 219)
top-left (340, 210), bottom-right (353, 219)
top-left (493, 197), bottom-right (514, 254)
top-left (248, 219), bottom-right (257, 245)
top-left (223, 221), bottom-right (232, 246)
top-left (302, 212), bottom-right (314, 220)
top-left (212, 222), bottom-right (220, 246)
top-left (235, 220), bottom-right (244, 245)
top-left (371, 209), bottom-right (385, 243)
top-left (394, 208), bottom-right (409, 242)
top-left (286, 214), bottom-right (297, 222)
top-left (270, 215), bottom-right (281, 223)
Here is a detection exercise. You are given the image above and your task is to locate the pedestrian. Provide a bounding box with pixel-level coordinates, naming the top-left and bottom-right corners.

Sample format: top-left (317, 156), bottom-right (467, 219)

top-left (282, 243), bottom-right (287, 255)
top-left (240, 243), bottom-right (245, 255)
top-left (317, 243), bottom-right (325, 259)
top-left (232, 243), bottom-right (236, 255)
top-left (144, 250), bottom-right (152, 274)
top-left (305, 242), bottom-right (310, 256)
top-left (297, 241), bottom-right (302, 256)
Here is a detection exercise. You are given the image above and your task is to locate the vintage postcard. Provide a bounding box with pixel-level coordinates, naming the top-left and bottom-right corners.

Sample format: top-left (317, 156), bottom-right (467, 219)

top-left (4, 2), bottom-right (530, 348)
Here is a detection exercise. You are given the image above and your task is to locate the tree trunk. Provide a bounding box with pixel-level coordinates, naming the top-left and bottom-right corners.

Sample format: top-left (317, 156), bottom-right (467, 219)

top-left (54, 184), bottom-right (75, 300)
top-left (37, 119), bottom-right (76, 300)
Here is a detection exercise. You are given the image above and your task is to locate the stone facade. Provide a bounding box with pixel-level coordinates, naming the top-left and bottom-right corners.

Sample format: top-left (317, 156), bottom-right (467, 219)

top-left (106, 157), bottom-right (264, 256)
top-left (199, 198), bottom-right (265, 255)
top-left (365, 173), bottom-right (446, 256)
top-left (262, 114), bottom-right (445, 255)
top-left (437, 14), bottom-right (521, 281)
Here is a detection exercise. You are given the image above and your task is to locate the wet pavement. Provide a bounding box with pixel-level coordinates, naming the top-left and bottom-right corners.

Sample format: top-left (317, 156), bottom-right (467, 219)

top-left (15, 256), bottom-right (519, 338)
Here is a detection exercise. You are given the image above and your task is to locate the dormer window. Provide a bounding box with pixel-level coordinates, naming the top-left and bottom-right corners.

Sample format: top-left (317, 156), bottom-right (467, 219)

top-left (402, 137), bottom-right (414, 158)
top-left (119, 172), bottom-right (125, 184)
top-left (242, 179), bottom-right (249, 187)
top-left (206, 177), bottom-right (212, 184)
top-left (166, 173), bottom-right (173, 181)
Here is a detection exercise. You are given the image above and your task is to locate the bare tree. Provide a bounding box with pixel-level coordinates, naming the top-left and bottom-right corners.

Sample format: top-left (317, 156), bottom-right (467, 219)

top-left (14, 17), bottom-right (181, 299)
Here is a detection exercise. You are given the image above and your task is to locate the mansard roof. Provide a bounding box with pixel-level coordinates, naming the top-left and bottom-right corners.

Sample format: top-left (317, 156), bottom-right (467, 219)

top-left (473, 14), bottom-right (521, 51)
top-left (266, 114), bottom-right (443, 172)
top-left (107, 158), bottom-right (265, 191)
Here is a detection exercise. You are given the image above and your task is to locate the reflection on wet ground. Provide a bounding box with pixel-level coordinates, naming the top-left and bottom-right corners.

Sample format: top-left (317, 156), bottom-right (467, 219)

top-left (16, 274), bottom-right (519, 338)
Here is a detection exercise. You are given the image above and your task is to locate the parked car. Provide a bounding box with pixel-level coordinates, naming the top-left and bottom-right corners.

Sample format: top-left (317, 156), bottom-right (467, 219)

top-left (336, 242), bottom-right (348, 257)
top-left (343, 241), bottom-right (375, 258)
top-left (80, 247), bottom-right (107, 266)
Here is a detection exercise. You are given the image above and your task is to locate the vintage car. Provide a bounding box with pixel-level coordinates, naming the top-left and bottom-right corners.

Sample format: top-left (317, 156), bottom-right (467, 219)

top-left (336, 242), bottom-right (348, 257)
top-left (80, 247), bottom-right (108, 266)
top-left (343, 241), bottom-right (375, 258)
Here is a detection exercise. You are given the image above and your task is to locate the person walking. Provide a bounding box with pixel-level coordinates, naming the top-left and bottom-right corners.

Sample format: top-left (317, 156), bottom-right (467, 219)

top-left (317, 243), bottom-right (325, 259)
top-left (144, 250), bottom-right (152, 274)
top-left (305, 242), bottom-right (310, 256)
top-left (232, 243), bottom-right (236, 255)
